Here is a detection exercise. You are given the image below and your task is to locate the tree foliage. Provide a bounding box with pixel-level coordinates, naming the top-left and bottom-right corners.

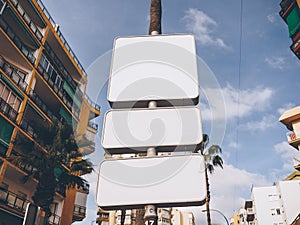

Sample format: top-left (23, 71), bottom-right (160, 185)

top-left (10, 122), bottom-right (93, 216)
top-left (196, 134), bottom-right (224, 225)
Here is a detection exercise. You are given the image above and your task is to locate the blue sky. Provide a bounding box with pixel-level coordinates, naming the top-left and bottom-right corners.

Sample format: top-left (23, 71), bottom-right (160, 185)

top-left (42, 0), bottom-right (300, 224)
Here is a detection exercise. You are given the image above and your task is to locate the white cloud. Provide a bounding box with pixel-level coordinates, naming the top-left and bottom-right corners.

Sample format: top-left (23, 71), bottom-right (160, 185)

top-left (274, 141), bottom-right (300, 166)
top-left (182, 164), bottom-right (270, 224)
top-left (269, 142), bottom-right (300, 181)
top-left (241, 115), bottom-right (277, 131)
top-left (201, 84), bottom-right (273, 121)
top-left (265, 56), bottom-right (287, 70)
top-left (277, 103), bottom-right (296, 115)
top-left (228, 141), bottom-right (240, 149)
top-left (183, 8), bottom-right (230, 49)
top-left (267, 14), bottom-right (277, 23)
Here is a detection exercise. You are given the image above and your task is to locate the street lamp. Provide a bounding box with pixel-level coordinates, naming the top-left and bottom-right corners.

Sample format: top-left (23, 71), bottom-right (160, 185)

top-left (201, 209), bottom-right (229, 225)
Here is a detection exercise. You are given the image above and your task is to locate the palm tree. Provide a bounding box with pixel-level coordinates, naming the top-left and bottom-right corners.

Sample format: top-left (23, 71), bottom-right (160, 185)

top-left (149, 0), bottom-right (162, 34)
top-left (11, 122), bottom-right (93, 219)
top-left (195, 134), bottom-right (223, 225)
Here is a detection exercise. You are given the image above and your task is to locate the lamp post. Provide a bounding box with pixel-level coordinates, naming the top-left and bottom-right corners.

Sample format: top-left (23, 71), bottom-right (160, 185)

top-left (201, 209), bottom-right (229, 225)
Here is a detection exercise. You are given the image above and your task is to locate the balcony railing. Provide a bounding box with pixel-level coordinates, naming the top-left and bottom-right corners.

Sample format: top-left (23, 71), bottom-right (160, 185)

top-left (44, 42), bottom-right (83, 97)
top-left (49, 213), bottom-right (61, 225)
top-left (0, 97), bottom-right (18, 122)
top-left (77, 183), bottom-right (89, 193)
top-left (0, 187), bottom-right (61, 224)
top-left (88, 121), bottom-right (98, 131)
top-left (29, 89), bottom-right (61, 124)
top-left (55, 186), bottom-right (66, 197)
top-left (0, 142), bottom-right (7, 157)
top-left (73, 204), bottom-right (86, 216)
top-left (0, 187), bottom-right (30, 212)
top-left (0, 56), bottom-right (28, 92)
top-left (10, 150), bottom-right (36, 174)
top-left (85, 94), bottom-right (101, 111)
top-left (10, 0), bottom-right (43, 42)
top-left (35, 0), bottom-right (87, 77)
top-left (37, 64), bottom-right (80, 118)
top-left (20, 118), bottom-right (38, 139)
top-left (0, 18), bottom-right (36, 65)
top-left (280, 0), bottom-right (294, 11)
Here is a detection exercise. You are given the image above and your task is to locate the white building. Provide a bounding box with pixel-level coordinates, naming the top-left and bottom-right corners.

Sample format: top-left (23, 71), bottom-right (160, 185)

top-left (238, 180), bottom-right (300, 225)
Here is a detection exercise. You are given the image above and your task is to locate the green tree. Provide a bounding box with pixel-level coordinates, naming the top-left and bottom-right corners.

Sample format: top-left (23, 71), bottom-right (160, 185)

top-left (196, 134), bottom-right (223, 225)
top-left (11, 122), bottom-right (93, 219)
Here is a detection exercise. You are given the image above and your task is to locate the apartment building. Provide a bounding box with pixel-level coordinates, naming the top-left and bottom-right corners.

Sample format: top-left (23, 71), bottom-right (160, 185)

top-left (230, 208), bottom-right (247, 225)
top-left (279, 0), bottom-right (300, 59)
top-left (232, 180), bottom-right (300, 225)
top-left (280, 106), bottom-right (300, 177)
top-left (96, 208), bottom-right (195, 225)
top-left (0, 0), bottom-right (100, 224)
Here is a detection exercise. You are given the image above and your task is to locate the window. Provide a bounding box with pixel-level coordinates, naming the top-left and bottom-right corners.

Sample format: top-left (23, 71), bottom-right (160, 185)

top-left (0, 80), bottom-right (22, 112)
top-left (40, 54), bottom-right (63, 88)
top-left (276, 209), bottom-right (281, 215)
top-left (50, 202), bottom-right (58, 214)
top-left (268, 194), bottom-right (280, 201)
top-left (271, 209), bottom-right (276, 216)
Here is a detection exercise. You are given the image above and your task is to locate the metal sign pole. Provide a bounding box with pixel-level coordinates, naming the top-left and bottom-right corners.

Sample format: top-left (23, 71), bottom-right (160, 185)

top-left (144, 101), bottom-right (158, 224)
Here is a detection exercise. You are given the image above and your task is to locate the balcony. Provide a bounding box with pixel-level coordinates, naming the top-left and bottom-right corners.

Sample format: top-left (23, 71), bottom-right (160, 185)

top-left (280, 0), bottom-right (294, 12)
top-left (29, 89), bottom-right (61, 124)
top-left (86, 94), bottom-right (101, 113)
top-left (0, 56), bottom-right (28, 92)
top-left (291, 36), bottom-right (300, 59)
top-left (72, 205), bottom-right (86, 222)
top-left (20, 118), bottom-right (38, 139)
top-left (286, 131), bottom-right (300, 149)
top-left (44, 42), bottom-right (83, 96)
top-left (0, 17), bottom-right (36, 65)
top-left (0, 97), bottom-right (18, 123)
top-left (49, 213), bottom-right (61, 225)
top-left (10, 150), bottom-right (36, 175)
top-left (35, 0), bottom-right (87, 77)
top-left (96, 211), bottom-right (110, 224)
top-left (0, 143), bottom-right (7, 157)
top-left (88, 121), bottom-right (99, 131)
top-left (0, 187), bottom-right (30, 213)
top-left (9, 0), bottom-right (43, 42)
top-left (36, 63), bottom-right (80, 118)
top-left (77, 183), bottom-right (89, 194)
top-left (74, 205), bottom-right (86, 216)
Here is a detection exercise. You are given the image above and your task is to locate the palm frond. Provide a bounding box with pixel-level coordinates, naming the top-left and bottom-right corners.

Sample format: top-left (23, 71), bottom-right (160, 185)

top-left (207, 163), bottom-right (214, 173)
top-left (212, 155), bottom-right (223, 169)
top-left (71, 159), bottom-right (94, 175)
top-left (206, 145), bottom-right (222, 155)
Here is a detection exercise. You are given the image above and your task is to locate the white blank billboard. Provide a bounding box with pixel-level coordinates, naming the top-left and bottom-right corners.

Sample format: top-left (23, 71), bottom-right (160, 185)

top-left (96, 154), bottom-right (206, 210)
top-left (101, 107), bottom-right (202, 154)
top-left (107, 34), bottom-right (199, 108)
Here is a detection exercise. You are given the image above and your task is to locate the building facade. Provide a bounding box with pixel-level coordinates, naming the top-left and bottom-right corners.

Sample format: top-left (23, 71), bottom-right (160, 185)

top-left (280, 106), bottom-right (300, 175)
top-left (280, 0), bottom-right (300, 59)
top-left (96, 208), bottom-right (195, 225)
top-left (0, 0), bottom-right (100, 224)
top-left (232, 180), bottom-right (300, 225)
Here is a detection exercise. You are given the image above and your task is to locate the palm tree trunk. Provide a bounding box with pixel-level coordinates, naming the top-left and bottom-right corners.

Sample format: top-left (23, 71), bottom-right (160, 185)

top-left (121, 209), bottom-right (126, 225)
top-left (205, 168), bottom-right (212, 225)
top-left (149, 0), bottom-right (162, 34)
top-left (135, 208), bottom-right (145, 225)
